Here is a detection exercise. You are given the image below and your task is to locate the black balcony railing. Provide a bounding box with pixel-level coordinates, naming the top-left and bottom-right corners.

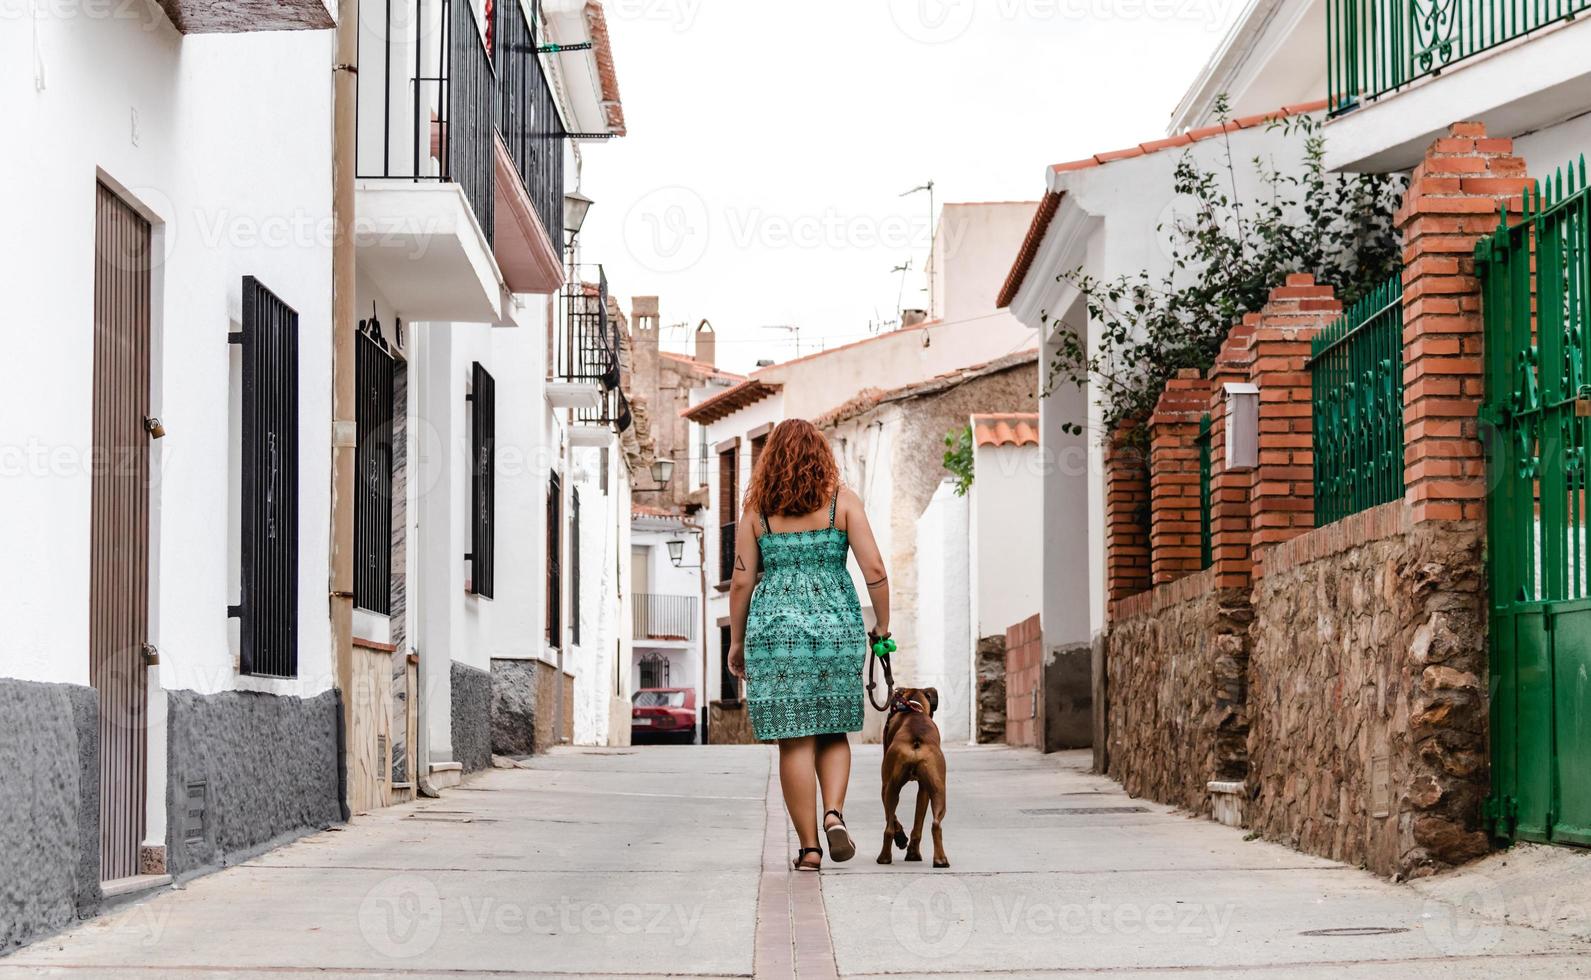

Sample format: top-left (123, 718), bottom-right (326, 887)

top-left (496, 0), bottom-right (566, 244)
top-left (560, 263), bottom-right (630, 431)
top-left (633, 593), bottom-right (697, 642)
top-left (357, 0), bottom-right (567, 248)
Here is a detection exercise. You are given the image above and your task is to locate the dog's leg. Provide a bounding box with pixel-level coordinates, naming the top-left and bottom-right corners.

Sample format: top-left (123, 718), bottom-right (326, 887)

top-left (877, 777), bottom-right (903, 864)
top-left (904, 781), bottom-right (929, 861)
top-left (929, 774), bottom-right (949, 869)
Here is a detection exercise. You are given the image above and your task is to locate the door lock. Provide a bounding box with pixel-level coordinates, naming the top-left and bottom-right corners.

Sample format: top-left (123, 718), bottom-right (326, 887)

top-left (143, 416), bottom-right (166, 439)
top-left (142, 642), bottom-right (160, 666)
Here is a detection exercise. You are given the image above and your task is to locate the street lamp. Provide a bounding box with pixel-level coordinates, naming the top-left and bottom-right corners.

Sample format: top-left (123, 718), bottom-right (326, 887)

top-left (563, 190), bottom-right (594, 242)
top-left (651, 457), bottom-right (674, 485)
top-left (666, 538), bottom-right (700, 569)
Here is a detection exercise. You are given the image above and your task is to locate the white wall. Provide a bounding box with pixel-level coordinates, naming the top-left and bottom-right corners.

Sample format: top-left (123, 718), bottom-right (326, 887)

top-left (931, 203), bottom-right (1038, 325)
top-left (915, 482), bottom-right (971, 744)
top-left (0, 18), bottom-right (335, 698)
top-left (571, 443), bottom-right (629, 746)
top-left (970, 444), bottom-right (1043, 641)
top-left (630, 524), bottom-right (706, 737)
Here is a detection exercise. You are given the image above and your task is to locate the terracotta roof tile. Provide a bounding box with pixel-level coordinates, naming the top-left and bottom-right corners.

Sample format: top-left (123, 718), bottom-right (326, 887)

top-left (681, 379), bottom-right (782, 424)
top-left (998, 99), bottom-right (1329, 309)
top-left (972, 413), bottom-right (1040, 448)
top-left (585, 2), bottom-right (626, 137)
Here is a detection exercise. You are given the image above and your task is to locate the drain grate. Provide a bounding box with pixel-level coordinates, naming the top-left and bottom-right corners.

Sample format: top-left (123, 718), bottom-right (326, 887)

top-left (1021, 806), bottom-right (1150, 815)
top-left (1299, 927), bottom-right (1410, 937)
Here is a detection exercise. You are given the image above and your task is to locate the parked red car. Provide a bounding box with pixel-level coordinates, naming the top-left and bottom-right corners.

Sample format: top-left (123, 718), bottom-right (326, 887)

top-left (632, 688), bottom-right (697, 744)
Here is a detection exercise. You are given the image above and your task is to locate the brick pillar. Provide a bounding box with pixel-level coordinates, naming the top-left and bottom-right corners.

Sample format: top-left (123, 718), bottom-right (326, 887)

top-left (1104, 422), bottom-right (1150, 605)
top-left (1148, 369), bottom-right (1209, 585)
top-left (1396, 122), bottom-right (1530, 523)
top-left (1207, 319), bottom-right (1256, 590)
top-left (1247, 275), bottom-right (1340, 576)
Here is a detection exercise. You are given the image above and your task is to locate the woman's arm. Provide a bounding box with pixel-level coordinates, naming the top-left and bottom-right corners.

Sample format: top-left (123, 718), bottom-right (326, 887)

top-left (841, 488), bottom-right (890, 637)
top-left (726, 505), bottom-right (761, 679)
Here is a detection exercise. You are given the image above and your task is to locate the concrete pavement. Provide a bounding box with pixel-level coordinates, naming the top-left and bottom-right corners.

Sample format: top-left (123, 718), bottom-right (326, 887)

top-left (3, 743), bottom-right (1590, 978)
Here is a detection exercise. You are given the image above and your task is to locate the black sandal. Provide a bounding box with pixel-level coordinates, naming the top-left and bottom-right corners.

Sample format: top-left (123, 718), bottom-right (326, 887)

top-left (824, 810), bottom-right (856, 862)
top-left (792, 846), bottom-right (823, 872)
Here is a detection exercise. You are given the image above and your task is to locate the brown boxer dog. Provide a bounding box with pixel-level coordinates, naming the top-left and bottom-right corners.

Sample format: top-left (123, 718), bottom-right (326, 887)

top-left (876, 686), bottom-right (949, 868)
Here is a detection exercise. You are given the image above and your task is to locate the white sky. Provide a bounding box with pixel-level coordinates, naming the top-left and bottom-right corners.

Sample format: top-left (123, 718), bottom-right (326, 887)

top-left (576, 0), bottom-right (1247, 374)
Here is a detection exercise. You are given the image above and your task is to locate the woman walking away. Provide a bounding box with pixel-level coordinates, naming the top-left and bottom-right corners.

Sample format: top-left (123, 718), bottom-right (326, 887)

top-left (726, 419), bottom-right (891, 872)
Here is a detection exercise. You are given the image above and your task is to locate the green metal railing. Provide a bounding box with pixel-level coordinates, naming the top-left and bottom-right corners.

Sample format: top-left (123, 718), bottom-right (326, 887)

top-left (1327, 0), bottom-right (1591, 115)
top-left (1309, 272), bottom-right (1406, 526)
top-left (1197, 413), bottom-right (1213, 570)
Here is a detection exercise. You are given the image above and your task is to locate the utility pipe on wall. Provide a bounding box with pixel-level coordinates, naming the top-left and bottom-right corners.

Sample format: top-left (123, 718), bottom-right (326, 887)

top-left (331, 0), bottom-right (360, 804)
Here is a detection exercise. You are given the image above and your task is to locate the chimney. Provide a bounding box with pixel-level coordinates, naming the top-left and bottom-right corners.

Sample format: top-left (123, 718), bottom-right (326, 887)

top-left (902, 308), bottom-right (928, 327)
top-left (694, 319), bottom-right (716, 368)
top-left (631, 296), bottom-right (660, 334)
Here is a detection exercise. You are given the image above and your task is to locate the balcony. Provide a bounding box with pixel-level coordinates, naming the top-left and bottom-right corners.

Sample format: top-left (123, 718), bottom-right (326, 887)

top-left (355, 0), bottom-right (567, 324)
top-left (1324, 0), bottom-right (1591, 170)
top-left (155, 0), bottom-right (332, 32)
top-left (634, 594), bottom-right (698, 643)
top-left (553, 265), bottom-right (629, 437)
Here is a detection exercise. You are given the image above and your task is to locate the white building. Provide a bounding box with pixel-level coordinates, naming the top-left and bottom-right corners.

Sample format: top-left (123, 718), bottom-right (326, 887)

top-left (629, 510), bottom-right (709, 742)
top-left (997, 109), bottom-right (1315, 697)
top-left (0, 0), bottom-right (632, 949)
top-left (1172, 0), bottom-right (1591, 173)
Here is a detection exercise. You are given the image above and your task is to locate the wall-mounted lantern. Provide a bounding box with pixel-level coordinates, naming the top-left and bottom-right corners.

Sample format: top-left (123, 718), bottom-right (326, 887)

top-left (666, 537), bottom-right (701, 569)
top-left (1224, 382), bottom-right (1260, 471)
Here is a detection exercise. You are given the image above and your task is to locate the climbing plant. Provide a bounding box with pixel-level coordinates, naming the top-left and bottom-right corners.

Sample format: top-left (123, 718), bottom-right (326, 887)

top-left (943, 425), bottom-right (975, 496)
top-left (1045, 101), bottom-right (1405, 437)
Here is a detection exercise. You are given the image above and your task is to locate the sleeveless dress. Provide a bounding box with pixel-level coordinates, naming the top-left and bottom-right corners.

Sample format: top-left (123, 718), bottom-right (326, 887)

top-left (744, 494), bottom-right (867, 741)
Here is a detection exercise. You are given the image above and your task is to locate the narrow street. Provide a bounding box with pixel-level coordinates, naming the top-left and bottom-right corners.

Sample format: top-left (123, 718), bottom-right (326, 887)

top-left (4, 745), bottom-right (1589, 979)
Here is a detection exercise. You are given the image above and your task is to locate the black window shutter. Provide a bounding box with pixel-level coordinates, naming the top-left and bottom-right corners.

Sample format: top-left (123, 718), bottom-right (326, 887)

top-left (546, 474), bottom-right (562, 643)
top-left (570, 489), bottom-right (581, 646)
top-left (469, 362), bottom-right (495, 598)
top-left (719, 625), bottom-right (738, 701)
top-left (355, 330), bottom-right (394, 614)
top-left (234, 277), bottom-right (299, 678)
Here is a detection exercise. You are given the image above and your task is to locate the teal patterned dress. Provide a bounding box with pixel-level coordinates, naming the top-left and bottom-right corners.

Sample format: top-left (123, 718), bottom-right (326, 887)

top-left (744, 494), bottom-right (867, 741)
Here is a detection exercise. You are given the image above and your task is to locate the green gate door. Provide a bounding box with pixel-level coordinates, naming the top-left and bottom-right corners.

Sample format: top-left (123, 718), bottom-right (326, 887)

top-left (1478, 159), bottom-right (1591, 845)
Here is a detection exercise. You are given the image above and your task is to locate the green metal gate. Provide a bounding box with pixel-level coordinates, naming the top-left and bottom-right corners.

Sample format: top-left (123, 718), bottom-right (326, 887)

top-left (1478, 158), bottom-right (1591, 845)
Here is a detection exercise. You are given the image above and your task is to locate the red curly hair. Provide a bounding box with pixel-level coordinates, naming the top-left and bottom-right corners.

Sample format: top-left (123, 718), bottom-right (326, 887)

top-left (746, 419), bottom-right (840, 518)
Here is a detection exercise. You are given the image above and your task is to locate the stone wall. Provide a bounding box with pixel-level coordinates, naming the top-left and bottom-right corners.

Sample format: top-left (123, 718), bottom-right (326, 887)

top-left (165, 688), bottom-right (342, 881)
top-left (975, 635), bottom-right (1006, 744)
top-left (450, 662), bottom-right (492, 773)
top-left (0, 679), bottom-right (100, 952)
top-left (1249, 503), bottom-right (1488, 877)
top-left (1105, 569), bottom-right (1251, 816)
top-left (491, 659), bottom-right (572, 756)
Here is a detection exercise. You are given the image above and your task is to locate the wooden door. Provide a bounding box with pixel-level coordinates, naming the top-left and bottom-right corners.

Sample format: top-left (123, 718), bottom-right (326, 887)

top-left (90, 182), bottom-right (152, 881)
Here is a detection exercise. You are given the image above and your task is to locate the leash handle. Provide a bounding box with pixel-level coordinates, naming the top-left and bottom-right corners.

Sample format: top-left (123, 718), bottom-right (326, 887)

top-left (866, 631), bottom-right (896, 712)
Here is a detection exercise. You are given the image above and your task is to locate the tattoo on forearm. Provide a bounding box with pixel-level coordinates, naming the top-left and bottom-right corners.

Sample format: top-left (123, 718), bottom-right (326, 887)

top-left (866, 575), bottom-right (888, 588)
top-left (734, 555), bottom-right (747, 571)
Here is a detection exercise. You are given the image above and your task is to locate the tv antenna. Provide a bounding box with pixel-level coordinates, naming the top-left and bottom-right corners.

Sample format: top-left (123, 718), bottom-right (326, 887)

top-left (761, 324), bottom-right (801, 356)
top-left (900, 179), bottom-right (936, 319)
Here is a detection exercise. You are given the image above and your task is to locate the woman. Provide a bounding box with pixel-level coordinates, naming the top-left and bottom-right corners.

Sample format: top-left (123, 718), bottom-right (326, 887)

top-left (726, 419), bottom-right (891, 872)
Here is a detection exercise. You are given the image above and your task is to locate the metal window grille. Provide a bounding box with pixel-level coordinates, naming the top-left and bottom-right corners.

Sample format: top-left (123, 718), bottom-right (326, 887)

top-left (1309, 271), bottom-right (1405, 526)
top-left (697, 425), bottom-right (708, 486)
top-left (639, 652), bottom-right (670, 689)
top-left (1197, 413), bottom-right (1213, 570)
top-left (355, 0), bottom-right (497, 243)
top-left (355, 329), bottom-right (395, 614)
top-left (719, 625), bottom-right (739, 701)
top-left (231, 277), bottom-right (300, 678)
top-left (718, 447), bottom-right (737, 581)
top-left (546, 473), bottom-right (562, 644)
top-left (570, 488), bottom-right (581, 646)
top-left (469, 362), bottom-right (496, 598)
top-left (1325, 0), bottom-right (1591, 116)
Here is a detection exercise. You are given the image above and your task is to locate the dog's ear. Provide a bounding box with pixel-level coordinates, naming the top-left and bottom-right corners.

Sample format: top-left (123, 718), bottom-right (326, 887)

top-left (923, 687), bottom-right (938, 714)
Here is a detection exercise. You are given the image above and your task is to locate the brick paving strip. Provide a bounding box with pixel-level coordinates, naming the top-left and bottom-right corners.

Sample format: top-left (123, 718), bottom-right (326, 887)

top-left (755, 749), bottom-right (839, 980)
